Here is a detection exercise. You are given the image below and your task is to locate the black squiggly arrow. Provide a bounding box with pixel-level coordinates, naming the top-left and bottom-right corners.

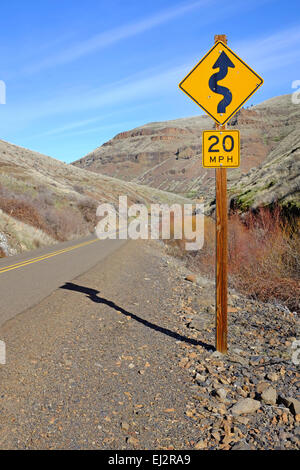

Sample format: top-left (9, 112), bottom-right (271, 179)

top-left (209, 51), bottom-right (235, 113)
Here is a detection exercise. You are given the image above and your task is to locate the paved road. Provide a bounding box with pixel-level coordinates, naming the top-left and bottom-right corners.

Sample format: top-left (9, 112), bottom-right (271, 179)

top-left (0, 240), bottom-right (206, 449)
top-left (0, 235), bottom-right (126, 326)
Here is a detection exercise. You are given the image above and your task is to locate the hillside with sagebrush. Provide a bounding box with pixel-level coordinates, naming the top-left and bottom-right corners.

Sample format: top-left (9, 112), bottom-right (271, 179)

top-left (0, 139), bottom-right (188, 257)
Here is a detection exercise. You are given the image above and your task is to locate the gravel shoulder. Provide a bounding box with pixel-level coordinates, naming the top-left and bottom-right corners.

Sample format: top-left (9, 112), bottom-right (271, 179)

top-left (0, 239), bottom-right (299, 450)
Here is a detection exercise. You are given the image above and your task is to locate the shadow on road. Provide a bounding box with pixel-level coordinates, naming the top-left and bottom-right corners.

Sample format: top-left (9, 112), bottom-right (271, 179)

top-left (60, 282), bottom-right (213, 351)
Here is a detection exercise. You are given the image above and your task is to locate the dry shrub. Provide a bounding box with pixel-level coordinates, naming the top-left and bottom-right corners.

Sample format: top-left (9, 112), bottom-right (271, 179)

top-left (0, 195), bottom-right (57, 239)
top-left (228, 208), bottom-right (300, 312)
top-left (0, 247), bottom-right (6, 258)
top-left (164, 209), bottom-right (216, 276)
top-left (33, 238), bottom-right (41, 249)
top-left (77, 197), bottom-right (98, 226)
top-left (165, 206), bottom-right (300, 312)
top-left (0, 184), bottom-right (96, 242)
top-left (44, 207), bottom-right (87, 240)
top-left (73, 184), bottom-right (85, 194)
top-left (35, 185), bottom-right (55, 206)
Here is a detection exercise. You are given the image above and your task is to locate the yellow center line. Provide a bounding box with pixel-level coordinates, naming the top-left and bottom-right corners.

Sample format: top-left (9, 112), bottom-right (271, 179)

top-left (0, 225), bottom-right (129, 276)
top-left (0, 238), bottom-right (100, 275)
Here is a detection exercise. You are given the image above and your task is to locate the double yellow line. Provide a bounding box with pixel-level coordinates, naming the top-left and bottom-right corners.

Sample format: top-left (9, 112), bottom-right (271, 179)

top-left (0, 238), bottom-right (100, 275)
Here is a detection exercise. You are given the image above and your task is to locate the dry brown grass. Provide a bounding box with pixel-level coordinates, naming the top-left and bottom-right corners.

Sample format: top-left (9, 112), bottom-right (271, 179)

top-left (0, 184), bottom-right (91, 242)
top-left (165, 206), bottom-right (300, 313)
top-left (76, 197), bottom-right (98, 226)
top-left (0, 195), bottom-right (57, 238)
top-left (227, 208), bottom-right (300, 312)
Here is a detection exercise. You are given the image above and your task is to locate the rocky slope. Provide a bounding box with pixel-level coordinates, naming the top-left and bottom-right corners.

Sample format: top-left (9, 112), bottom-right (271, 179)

top-left (0, 139), bottom-right (189, 256)
top-left (73, 94), bottom-right (300, 211)
top-left (230, 128), bottom-right (300, 214)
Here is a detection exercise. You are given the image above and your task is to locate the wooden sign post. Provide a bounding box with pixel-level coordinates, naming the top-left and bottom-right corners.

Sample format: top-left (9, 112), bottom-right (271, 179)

top-left (215, 34), bottom-right (228, 354)
top-left (178, 33), bottom-right (263, 354)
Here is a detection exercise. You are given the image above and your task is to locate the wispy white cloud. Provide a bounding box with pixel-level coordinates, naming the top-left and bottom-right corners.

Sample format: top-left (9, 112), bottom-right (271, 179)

top-left (3, 62), bottom-right (187, 130)
top-left (2, 23), bottom-right (299, 138)
top-left (58, 120), bottom-right (140, 139)
top-left (234, 25), bottom-right (300, 72)
top-left (31, 116), bottom-right (104, 139)
top-left (29, 103), bottom-right (149, 139)
top-left (24, 1), bottom-right (209, 75)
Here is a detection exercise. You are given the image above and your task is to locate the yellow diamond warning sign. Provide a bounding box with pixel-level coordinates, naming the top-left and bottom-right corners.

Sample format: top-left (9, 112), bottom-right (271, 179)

top-left (179, 41), bottom-right (263, 125)
top-left (202, 130), bottom-right (240, 168)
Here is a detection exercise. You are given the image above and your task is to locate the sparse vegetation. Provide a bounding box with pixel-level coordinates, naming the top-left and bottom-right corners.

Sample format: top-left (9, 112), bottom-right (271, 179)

top-left (165, 206), bottom-right (300, 313)
top-left (0, 183), bottom-right (89, 242)
top-left (0, 139), bottom-right (190, 256)
top-left (185, 190), bottom-right (198, 199)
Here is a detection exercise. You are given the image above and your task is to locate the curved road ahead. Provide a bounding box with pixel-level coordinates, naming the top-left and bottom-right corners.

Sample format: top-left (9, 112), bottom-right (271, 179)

top-left (0, 236), bottom-right (126, 326)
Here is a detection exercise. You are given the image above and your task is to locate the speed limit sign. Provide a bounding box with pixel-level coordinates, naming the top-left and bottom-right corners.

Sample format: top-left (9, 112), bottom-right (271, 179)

top-left (202, 129), bottom-right (240, 168)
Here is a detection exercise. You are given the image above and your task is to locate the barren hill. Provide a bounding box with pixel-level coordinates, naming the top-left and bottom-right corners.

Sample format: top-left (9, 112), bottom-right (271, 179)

top-left (230, 127), bottom-right (300, 214)
top-left (0, 139), bottom-right (188, 256)
top-left (73, 94), bottom-right (300, 208)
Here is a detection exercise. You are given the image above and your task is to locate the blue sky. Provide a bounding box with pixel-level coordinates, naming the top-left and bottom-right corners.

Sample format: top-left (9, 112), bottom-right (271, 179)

top-left (0, 0), bottom-right (299, 163)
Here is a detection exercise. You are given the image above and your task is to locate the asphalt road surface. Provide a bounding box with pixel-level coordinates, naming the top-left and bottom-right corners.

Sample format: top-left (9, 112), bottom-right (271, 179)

top-left (0, 235), bottom-right (126, 326)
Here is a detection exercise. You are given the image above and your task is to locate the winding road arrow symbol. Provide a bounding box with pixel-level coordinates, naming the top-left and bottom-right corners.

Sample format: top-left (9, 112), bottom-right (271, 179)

top-left (209, 51), bottom-right (235, 114)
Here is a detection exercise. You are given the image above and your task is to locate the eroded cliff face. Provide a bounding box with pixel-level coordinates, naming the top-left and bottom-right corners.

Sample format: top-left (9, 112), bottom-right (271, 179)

top-left (72, 94), bottom-right (299, 212)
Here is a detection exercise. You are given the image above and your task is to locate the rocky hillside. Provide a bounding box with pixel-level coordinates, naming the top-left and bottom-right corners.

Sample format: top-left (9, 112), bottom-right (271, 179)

top-left (230, 128), bottom-right (300, 214)
top-left (73, 94), bottom-right (299, 206)
top-left (0, 139), bottom-right (189, 256)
